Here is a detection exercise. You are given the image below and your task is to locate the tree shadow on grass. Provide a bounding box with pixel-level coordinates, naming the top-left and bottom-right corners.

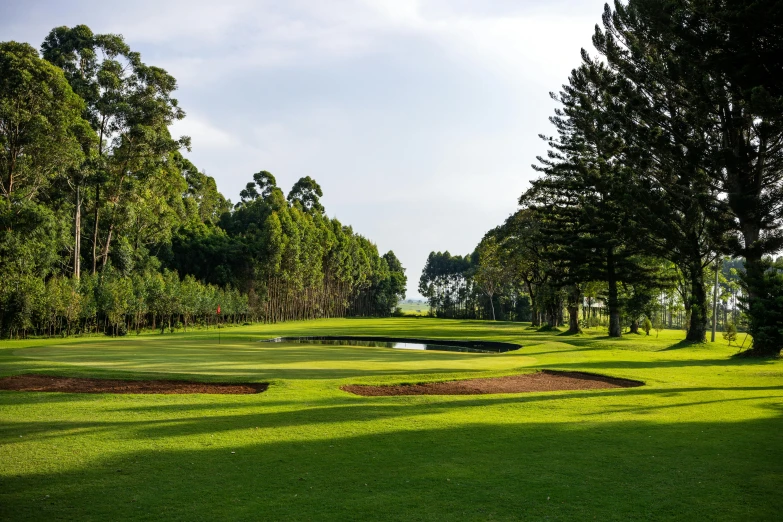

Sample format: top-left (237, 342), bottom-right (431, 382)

top-left (1, 411), bottom-right (781, 521)
top-left (657, 339), bottom-right (706, 351)
top-left (556, 330), bottom-right (584, 337)
top-left (526, 356), bottom-right (778, 371)
top-left (3, 383), bottom-right (782, 444)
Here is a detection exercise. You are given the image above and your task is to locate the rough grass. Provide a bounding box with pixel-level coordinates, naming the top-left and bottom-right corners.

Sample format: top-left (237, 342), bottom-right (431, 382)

top-left (1, 318), bottom-right (781, 521)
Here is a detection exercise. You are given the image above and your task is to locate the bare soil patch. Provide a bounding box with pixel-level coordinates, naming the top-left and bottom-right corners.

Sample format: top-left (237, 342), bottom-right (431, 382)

top-left (0, 374), bottom-right (268, 394)
top-left (341, 370), bottom-right (643, 396)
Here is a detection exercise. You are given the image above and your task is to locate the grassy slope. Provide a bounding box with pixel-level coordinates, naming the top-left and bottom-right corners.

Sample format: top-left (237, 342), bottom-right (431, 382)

top-left (0, 318), bottom-right (780, 521)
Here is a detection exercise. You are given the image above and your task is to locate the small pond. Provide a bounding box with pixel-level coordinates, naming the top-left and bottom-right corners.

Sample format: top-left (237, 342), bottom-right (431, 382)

top-left (259, 336), bottom-right (520, 354)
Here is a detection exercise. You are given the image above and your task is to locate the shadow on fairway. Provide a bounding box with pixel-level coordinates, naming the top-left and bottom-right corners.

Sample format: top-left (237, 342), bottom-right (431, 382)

top-left (3, 383), bottom-right (782, 444)
top-left (1, 407), bottom-right (781, 521)
top-left (525, 356), bottom-right (778, 371)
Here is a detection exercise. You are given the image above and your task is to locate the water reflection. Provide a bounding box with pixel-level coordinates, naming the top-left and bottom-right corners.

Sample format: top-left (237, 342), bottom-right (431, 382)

top-left (259, 336), bottom-right (520, 354)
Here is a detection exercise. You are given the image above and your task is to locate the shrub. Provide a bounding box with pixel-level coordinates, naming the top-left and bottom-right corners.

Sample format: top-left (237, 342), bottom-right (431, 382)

top-left (652, 318), bottom-right (663, 338)
top-left (723, 321), bottom-right (738, 346)
top-left (642, 317), bottom-right (652, 336)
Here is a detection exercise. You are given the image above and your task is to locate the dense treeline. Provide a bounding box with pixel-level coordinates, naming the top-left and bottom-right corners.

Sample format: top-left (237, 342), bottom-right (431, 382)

top-left (168, 171), bottom-right (407, 322)
top-left (423, 0), bottom-right (783, 355)
top-left (418, 251), bottom-right (530, 321)
top-left (0, 26), bottom-right (405, 338)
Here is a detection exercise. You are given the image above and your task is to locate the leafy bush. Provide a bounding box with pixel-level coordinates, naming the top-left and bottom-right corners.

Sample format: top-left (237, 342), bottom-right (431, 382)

top-left (642, 317), bottom-right (652, 336)
top-left (723, 321), bottom-right (738, 346)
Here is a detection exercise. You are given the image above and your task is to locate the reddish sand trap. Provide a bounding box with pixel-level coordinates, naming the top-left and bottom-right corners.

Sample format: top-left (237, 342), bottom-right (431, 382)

top-left (0, 374), bottom-right (268, 394)
top-left (341, 370), bottom-right (643, 396)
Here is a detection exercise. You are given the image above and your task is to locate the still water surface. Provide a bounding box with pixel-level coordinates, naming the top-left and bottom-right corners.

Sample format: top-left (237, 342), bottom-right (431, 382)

top-left (260, 336), bottom-right (519, 354)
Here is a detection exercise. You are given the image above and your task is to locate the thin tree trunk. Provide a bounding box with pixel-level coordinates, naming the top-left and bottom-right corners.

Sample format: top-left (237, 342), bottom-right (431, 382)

top-left (101, 220), bottom-right (114, 269)
top-left (74, 184), bottom-right (81, 279)
top-left (92, 184), bottom-right (100, 274)
top-left (607, 248), bottom-right (621, 337)
top-left (711, 257), bottom-right (721, 342)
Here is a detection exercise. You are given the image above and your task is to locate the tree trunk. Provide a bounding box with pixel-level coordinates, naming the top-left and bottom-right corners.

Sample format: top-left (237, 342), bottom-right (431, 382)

top-left (711, 257), bottom-right (721, 342)
top-left (566, 286), bottom-right (581, 334)
top-left (567, 305), bottom-right (580, 334)
top-left (101, 220), bottom-right (114, 269)
top-left (686, 259), bottom-right (708, 342)
top-left (629, 319), bottom-right (639, 334)
top-left (92, 185), bottom-right (100, 274)
top-left (74, 184), bottom-right (81, 279)
top-left (607, 248), bottom-right (621, 337)
top-left (526, 282), bottom-right (539, 326)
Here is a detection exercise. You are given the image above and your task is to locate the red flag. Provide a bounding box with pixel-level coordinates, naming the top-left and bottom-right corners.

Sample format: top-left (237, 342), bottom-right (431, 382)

top-left (217, 305), bottom-right (221, 315)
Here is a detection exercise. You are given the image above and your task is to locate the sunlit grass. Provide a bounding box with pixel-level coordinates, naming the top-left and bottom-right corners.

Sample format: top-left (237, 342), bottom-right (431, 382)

top-left (1, 318), bottom-right (780, 521)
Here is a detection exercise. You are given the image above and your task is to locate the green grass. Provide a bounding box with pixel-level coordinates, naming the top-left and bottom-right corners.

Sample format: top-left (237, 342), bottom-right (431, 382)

top-left (1, 318), bottom-right (780, 521)
top-left (396, 301), bottom-right (429, 315)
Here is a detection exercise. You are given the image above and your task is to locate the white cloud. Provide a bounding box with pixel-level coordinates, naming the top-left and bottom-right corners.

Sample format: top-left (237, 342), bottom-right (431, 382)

top-left (170, 115), bottom-right (236, 151)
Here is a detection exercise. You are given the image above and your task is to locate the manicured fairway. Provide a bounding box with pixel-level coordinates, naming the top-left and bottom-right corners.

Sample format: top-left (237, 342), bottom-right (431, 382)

top-left (1, 319), bottom-right (781, 521)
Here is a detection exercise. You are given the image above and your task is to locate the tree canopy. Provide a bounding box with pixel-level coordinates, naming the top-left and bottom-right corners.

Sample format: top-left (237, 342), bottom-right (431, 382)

top-left (0, 26), bottom-right (406, 338)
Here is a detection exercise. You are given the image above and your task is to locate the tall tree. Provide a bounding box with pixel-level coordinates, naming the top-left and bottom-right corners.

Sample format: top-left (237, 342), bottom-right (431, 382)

top-left (0, 41), bottom-right (90, 207)
top-left (287, 176), bottom-right (324, 214)
top-left (42, 25), bottom-right (188, 273)
top-left (523, 61), bottom-right (659, 337)
top-left (0, 41), bottom-right (94, 289)
top-left (597, 0), bottom-right (783, 352)
top-left (474, 235), bottom-right (506, 321)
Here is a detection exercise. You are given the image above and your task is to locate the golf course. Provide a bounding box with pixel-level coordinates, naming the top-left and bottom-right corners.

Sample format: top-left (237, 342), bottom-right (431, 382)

top-left (1, 318), bottom-right (781, 521)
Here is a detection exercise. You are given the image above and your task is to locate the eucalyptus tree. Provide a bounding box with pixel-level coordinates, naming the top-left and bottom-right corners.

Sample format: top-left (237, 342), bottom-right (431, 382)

top-left (419, 251), bottom-right (494, 319)
top-left (177, 154), bottom-right (230, 225)
top-left (0, 25), bottom-right (403, 336)
top-left (42, 25), bottom-right (188, 274)
top-left (496, 209), bottom-right (550, 326)
top-left (0, 41), bottom-right (93, 290)
top-left (287, 176), bottom-right (324, 214)
top-left (0, 41), bottom-right (90, 206)
top-left (474, 235), bottom-right (506, 321)
top-left (381, 250), bottom-right (407, 312)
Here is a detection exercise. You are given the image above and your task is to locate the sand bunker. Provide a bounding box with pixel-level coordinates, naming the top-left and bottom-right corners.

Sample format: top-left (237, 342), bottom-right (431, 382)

top-left (0, 374), bottom-right (268, 394)
top-left (341, 370), bottom-right (643, 396)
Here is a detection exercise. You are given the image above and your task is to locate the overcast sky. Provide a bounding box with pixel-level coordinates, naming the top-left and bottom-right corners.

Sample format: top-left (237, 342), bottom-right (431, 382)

top-left (3, 0), bottom-right (608, 298)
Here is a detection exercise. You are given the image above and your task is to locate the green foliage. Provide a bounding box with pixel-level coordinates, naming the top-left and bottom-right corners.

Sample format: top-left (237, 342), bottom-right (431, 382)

top-left (740, 258), bottom-right (783, 355)
top-left (473, 236), bottom-right (506, 321)
top-left (0, 27), bottom-right (404, 338)
top-left (653, 317), bottom-right (663, 338)
top-left (723, 321), bottom-right (738, 346)
top-left (287, 176), bottom-right (324, 214)
top-left (428, 0), bottom-right (781, 346)
top-left (642, 317), bottom-right (652, 336)
top-left (0, 41), bottom-right (90, 204)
